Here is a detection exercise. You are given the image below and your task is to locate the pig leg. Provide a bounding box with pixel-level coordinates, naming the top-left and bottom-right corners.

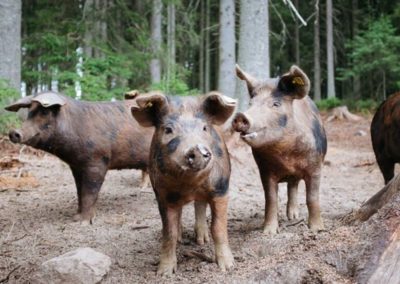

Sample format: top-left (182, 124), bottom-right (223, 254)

top-left (157, 202), bottom-right (180, 276)
top-left (139, 170), bottom-right (151, 188)
top-left (71, 165), bottom-right (106, 224)
top-left (305, 173), bottom-right (324, 232)
top-left (377, 157), bottom-right (395, 184)
top-left (209, 197), bottom-right (234, 271)
top-left (287, 180), bottom-right (299, 220)
top-left (262, 176), bottom-right (279, 234)
top-left (177, 206), bottom-right (183, 243)
top-left (194, 200), bottom-right (210, 245)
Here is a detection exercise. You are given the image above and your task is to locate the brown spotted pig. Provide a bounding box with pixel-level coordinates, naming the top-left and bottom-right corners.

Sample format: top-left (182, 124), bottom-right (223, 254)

top-left (232, 65), bottom-right (327, 234)
top-left (6, 91), bottom-right (153, 223)
top-left (131, 91), bottom-right (236, 275)
top-left (371, 92), bottom-right (400, 184)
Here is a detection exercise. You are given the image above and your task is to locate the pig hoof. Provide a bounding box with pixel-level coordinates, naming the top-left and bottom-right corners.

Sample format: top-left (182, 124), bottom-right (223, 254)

top-left (72, 213), bottom-right (94, 225)
top-left (262, 223), bottom-right (279, 235)
top-left (157, 261), bottom-right (177, 276)
top-left (287, 208), bottom-right (299, 220)
top-left (195, 226), bottom-right (210, 245)
top-left (215, 245), bottom-right (235, 272)
top-left (309, 219), bottom-right (324, 232)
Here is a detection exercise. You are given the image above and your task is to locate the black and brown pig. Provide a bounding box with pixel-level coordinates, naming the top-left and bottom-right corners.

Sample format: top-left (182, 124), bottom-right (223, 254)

top-left (131, 91), bottom-right (236, 275)
top-left (232, 65), bottom-right (327, 234)
top-left (6, 91), bottom-right (153, 223)
top-left (371, 92), bottom-right (400, 184)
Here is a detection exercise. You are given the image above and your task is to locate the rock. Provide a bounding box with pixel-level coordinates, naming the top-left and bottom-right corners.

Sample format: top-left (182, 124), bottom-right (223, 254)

top-left (35, 247), bottom-right (112, 284)
top-left (355, 130), bottom-right (367, 136)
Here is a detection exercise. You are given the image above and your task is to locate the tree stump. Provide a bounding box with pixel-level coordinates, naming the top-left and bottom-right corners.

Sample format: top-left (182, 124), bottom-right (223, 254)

top-left (356, 174), bottom-right (400, 222)
top-left (326, 106), bottom-right (362, 122)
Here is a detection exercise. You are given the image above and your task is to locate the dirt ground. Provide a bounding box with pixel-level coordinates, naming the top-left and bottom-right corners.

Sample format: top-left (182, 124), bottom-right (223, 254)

top-left (0, 115), bottom-right (397, 283)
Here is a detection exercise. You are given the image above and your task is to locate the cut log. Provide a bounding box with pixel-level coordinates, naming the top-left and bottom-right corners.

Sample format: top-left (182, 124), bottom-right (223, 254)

top-left (356, 174), bottom-right (400, 222)
top-left (326, 106), bottom-right (362, 122)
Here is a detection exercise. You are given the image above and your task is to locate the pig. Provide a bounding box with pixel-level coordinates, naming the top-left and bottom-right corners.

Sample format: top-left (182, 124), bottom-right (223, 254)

top-left (130, 91), bottom-right (236, 275)
top-left (371, 92), bottom-right (400, 184)
top-left (232, 65), bottom-right (327, 234)
top-left (5, 91), bottom-right (153, 223)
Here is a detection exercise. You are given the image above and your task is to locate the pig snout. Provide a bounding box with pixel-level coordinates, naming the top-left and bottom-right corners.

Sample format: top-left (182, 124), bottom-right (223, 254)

top-left (184, 144), bottom-right (212, 170)
top-left (232, 113), bottom-right (250, 134)
top-left (9, 129), bottom-right (22, 143)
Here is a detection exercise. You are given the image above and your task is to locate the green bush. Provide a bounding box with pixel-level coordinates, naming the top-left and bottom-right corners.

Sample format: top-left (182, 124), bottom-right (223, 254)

top-left (0, 80), bottom-right (21, 134)
top-left (316, 97), bottom-right (342, 110)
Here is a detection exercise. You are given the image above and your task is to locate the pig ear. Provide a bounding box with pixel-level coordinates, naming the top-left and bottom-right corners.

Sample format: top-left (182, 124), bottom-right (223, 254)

top-left (131, 92), bottom-right (168, 127)
top-left (202, 91), bottom-right (237, 125)
top-left (5, 95), bottom-right (33, 112)
top-left (278, 65), bottom-right (310, 100)
top-left (236, 64), bottom-right (259, 97)
top-left (124, 90), bottom-right (140, 100)
top-left (32, 92), bottom-right (66, 108)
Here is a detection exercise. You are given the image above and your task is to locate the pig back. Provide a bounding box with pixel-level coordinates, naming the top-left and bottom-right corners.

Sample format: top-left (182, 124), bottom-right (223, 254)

top-left (371, 93), bottom-right (400, 161)
top-left (55, 99), bottom-right (153, 170)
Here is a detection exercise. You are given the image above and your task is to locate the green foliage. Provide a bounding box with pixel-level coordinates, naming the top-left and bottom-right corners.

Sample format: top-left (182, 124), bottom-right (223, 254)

top-left (150, 72), bottom-right (198, 96)
top-left (0, 81), bottom-right (21, 134)
top-left (316, 97), bottom-right (342, 110)
top-left (338, 16), bottom-right (400, 96)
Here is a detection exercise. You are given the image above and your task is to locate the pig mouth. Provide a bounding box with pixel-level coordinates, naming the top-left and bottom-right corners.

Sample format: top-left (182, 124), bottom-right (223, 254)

top-left (240, 131), bottom-right (258, 140)
top-left (24, 133), bottom-right (40, 145)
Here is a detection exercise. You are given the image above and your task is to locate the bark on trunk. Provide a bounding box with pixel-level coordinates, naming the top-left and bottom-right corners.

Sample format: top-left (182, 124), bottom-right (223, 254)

top-left (313, 0), bottom-right (321, 101)
top-left (236, 0), bottom-right (270, 110)
top-left (150, 0), bottom-right (163, 84)
top-left (167, 2), bottom-right (176, 86)
top-left (218, 0), bottom-right (235, 97)
top-left (356, 174), bottom-right (400, 222)
top-left (326, 0), bottom-right (336, 98)
top-left (204, 0), bottom-right (211, 92)
top-left (0, 0), bottom-right (21, 90)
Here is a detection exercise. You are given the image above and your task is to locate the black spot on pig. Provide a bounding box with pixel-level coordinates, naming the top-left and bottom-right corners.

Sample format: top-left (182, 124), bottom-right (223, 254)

top-left (102, 156), bottom-right (110, 165)
top-left (117, 105), bottom-right (125, 113)
top-left (86, 140), bottom-right (95, 149)
top-left (155, 145), bottom-right (166, 173)
top-left (167, 137), bottom-right (181, 154)
top-left (166, 192), bottom-right (181, 204)
top-left (39, 123), bottom-right (50, 130)
top-left (210, 127), bottom-right (221, 143)
top-left (312, 119), bottom-right (327, 155)
top-left (212, 143), bottom-right (223, 157)
top-left (278, 115), bottom-right (287, 127)
top-left (213, 177), bottom-right (229, 196)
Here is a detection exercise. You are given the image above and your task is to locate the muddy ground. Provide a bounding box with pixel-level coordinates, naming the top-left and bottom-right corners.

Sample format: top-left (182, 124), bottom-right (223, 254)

top-left (0, 115), bottom-right (397, 283)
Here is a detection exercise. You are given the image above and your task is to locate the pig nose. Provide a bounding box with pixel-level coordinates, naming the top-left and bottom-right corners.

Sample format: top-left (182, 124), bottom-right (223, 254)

top-left (232, 113), bottom-right (250, 133)
top-left (9, 129), bottom-right (22, 143)
top-left (185, 144), bottom-right (212, 167)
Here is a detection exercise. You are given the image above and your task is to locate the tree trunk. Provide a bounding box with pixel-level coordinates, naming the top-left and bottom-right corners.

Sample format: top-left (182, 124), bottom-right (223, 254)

top-left (326, 0), bottom-right (336, 98)
top-left (352, 0), bottom-right (361, 100)
top-left (236, 0), bottom-right (269, 110)
top-left (356, 175), bottom-right (400, 222)
top-left (218, 0), bottom-right (235, 97)
top-left (0, 0), bottom-right (21, 90)
top-left (204, 0), bottom-right (211, 93)
top-left (313, 0), bottom-right (321, 101)
top-left (199, 0), bottom-right (205, 93)
top-left (167, 2), bottom-right (176, 88)
top-left (294, 0), bottom-right (300, 65)
top-left (150, 0), bottom-right (163, 84)
top-left (83, 0), bottom-right (94, 58)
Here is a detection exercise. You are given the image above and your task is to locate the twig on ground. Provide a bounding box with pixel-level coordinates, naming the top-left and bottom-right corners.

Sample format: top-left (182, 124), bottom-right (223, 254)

top-left (4, 234), bottom-right (28, 244)
top-left (131, 225), bottom-right (150, 231)
top-left (285, 219), bottom-right (305, 227)
top-left (182, 250), bottom-right (214, 263)
top-left (0, 265), bottom-right (21, 283)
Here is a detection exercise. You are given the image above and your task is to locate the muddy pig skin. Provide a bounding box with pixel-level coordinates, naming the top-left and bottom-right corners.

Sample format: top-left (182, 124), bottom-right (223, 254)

top-left (371, 92), bottom-right (400, 184)
top-left (131, 91), bottom-right (236, 275)
top-left (232, 65), bottom-right (327, 234)
top-left (6, 91), bottom-right (153, 223)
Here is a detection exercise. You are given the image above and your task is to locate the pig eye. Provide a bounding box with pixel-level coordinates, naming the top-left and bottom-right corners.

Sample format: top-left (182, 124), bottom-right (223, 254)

top-left (272, 101), bottom-right (281, 108)
top-left (203, 125), bottom-right (207, 132)
top-left (165, 127), bottom-right (173, 134)
top-left (41, 108), bottom-right (50, 115)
